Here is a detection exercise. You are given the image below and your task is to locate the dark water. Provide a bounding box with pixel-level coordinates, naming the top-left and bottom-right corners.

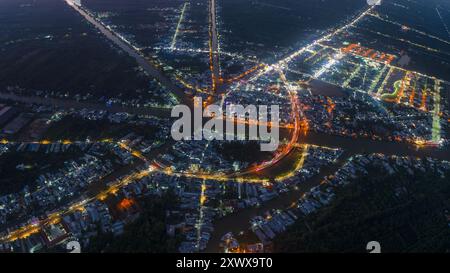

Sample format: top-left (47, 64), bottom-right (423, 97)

top-left (205, 131), bottom-right (449, 252)
top-left (304, 132), bottom-right (450, 161)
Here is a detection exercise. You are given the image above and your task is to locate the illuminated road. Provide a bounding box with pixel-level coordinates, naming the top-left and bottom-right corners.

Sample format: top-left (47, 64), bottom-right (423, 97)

top-left (157, 69), bottom-right (306, 183)
top-left (2, 129), bottom-right (449, 243)
top-left (432, 80), bottom-right (442, 144)
top-left (219, 5), bottom-right (378, 111)
top-left (204, 149), bottom-right (352, 253)
top-left (247, 70), bottom-right (304, 173)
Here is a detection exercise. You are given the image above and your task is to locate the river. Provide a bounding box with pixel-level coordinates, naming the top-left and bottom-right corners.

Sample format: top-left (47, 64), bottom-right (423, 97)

top-left (204, 132), bottom-right (449, 252)
top-left (0, 92), bottom-right (170, 117)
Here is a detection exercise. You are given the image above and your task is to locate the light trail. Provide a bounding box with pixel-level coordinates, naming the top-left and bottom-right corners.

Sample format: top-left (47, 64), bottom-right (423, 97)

top-left (209, 0), bottom-right (221, 92)
top-left (175, 75), bottom-right (213, 94)
top-left (196, 179), bottom-right (207, 250)
top-left (170, 2), bottom-right (189, 50)
top-left (153, 46), bottom-right (260, 64)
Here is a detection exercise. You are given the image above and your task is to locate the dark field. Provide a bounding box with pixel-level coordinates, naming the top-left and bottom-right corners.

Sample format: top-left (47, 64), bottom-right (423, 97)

top-left (0, 149), bottom-right (82, 195)
top-left (0, 0), bottom-right (155, 100)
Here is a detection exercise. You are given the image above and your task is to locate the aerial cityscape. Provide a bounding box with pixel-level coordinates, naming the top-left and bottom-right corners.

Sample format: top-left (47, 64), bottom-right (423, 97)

top-left (0, 0), bottom-right (449, 254)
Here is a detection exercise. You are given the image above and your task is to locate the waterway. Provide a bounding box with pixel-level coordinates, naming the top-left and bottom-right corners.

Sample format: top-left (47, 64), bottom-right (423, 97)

top-left (204, 131), bottom-right (449, 252)
top-left (65, 0), bottom-right (191, 105)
